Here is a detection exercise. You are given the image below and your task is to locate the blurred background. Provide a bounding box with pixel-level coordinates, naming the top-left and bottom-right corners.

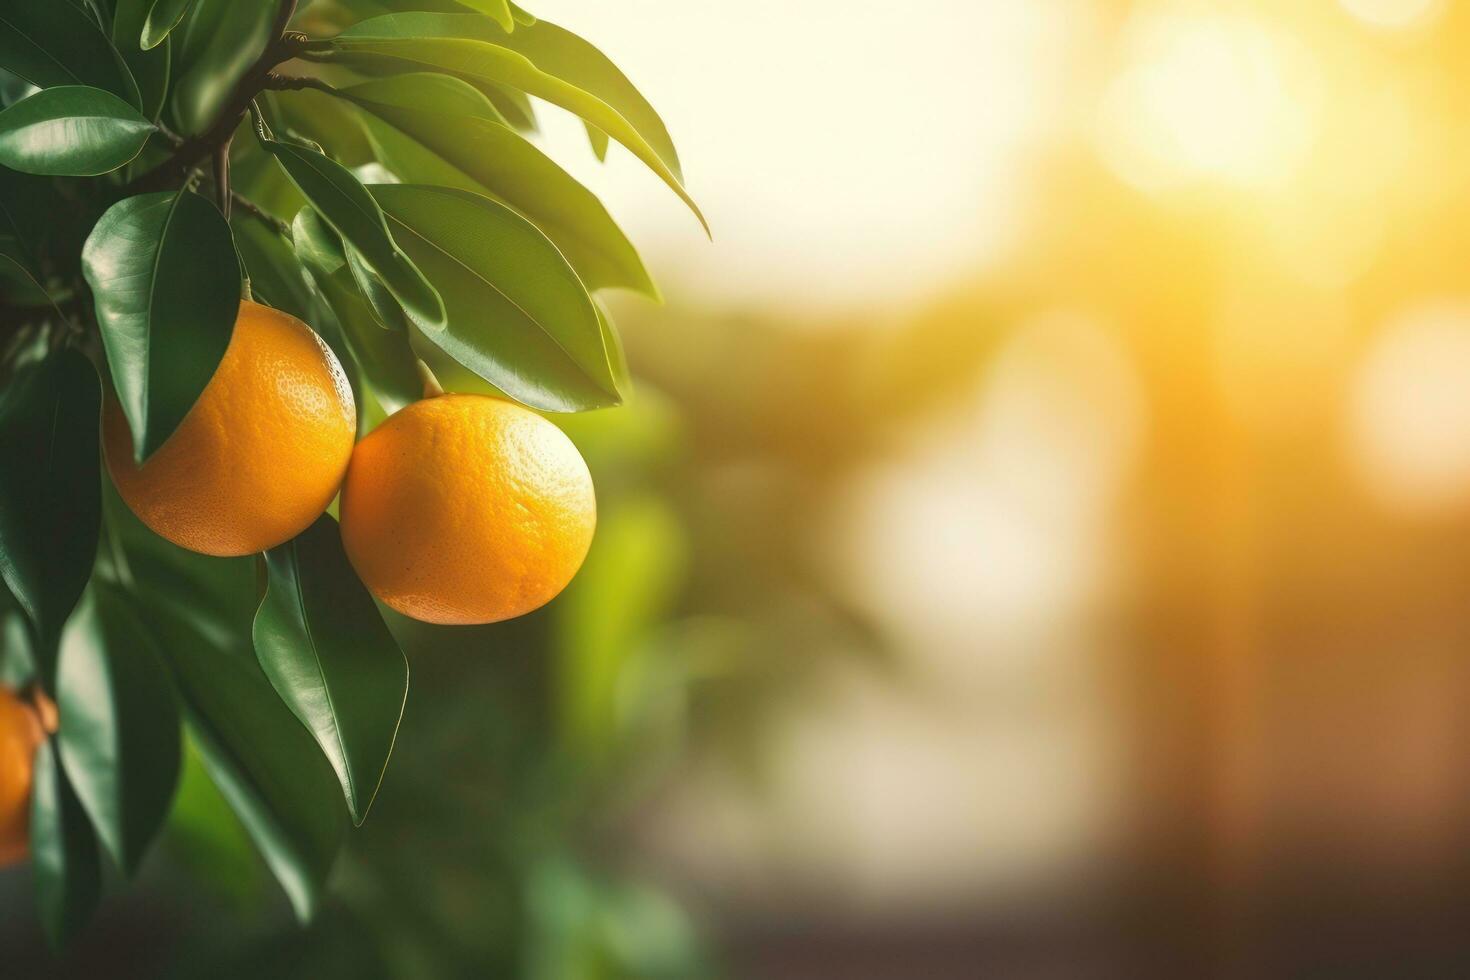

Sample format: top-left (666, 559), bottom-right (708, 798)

top-left (12, 0), bottom-right (1470, 976)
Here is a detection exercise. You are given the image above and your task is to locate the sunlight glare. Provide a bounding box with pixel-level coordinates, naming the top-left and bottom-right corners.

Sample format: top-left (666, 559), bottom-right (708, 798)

top-left (1340, 0), bottom-right (1444, 29)
top-left (1098, 11), bottom-right (1317, 191)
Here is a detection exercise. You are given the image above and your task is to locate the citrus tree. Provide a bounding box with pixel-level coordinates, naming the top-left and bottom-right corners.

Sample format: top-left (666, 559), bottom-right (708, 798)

top-left (0, 0), bottom-right (699, 948)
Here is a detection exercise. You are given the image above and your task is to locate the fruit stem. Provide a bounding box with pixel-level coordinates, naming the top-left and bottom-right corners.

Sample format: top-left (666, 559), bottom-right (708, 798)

top-left (417, 360), bottom-right (446, 399)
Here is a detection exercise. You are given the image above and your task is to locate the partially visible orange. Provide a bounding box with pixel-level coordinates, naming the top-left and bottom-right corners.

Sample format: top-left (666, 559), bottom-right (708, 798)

top-left (0, 688), bottom-right (43, 867)
top-left (104, 300), bottom-right (356, 557)
top-left (339, 395), bottom-right (596, 625)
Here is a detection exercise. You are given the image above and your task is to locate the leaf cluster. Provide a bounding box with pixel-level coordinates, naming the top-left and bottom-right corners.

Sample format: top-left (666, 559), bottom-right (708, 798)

top-left (0, 0), bottom-right (696, 945)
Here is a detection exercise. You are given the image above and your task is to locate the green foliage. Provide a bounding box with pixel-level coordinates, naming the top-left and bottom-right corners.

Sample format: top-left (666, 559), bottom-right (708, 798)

top-left (0, 0), bottom-right (701, 955)
top-left (56, 584), bottom-right (181, 874)
top-left (0, 350), bottom-right (101, 685)
top-left (82, 188), bottom-right (240, 461)
top-left (29, 740), bottom-right (101, 949)
top-left (0, 86), bottom-right (154, 176)
top-left (254, 514), bottom-right (408, 826)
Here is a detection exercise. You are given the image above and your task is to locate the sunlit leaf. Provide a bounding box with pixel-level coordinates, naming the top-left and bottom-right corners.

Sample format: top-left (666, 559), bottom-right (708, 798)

top-left (294, 206), bottom-right (421, 413)
top-left (0, 85), bottom-right (153, 176)
top-left (321, 13), bottom-right (707, 233)
top-left (82, 189), bottom-right (241, 462)
top-left (370, 183), bottom-right (619, 412)
top-left (258, 127), bottom-right (445, 331)
top-left (342, 73), bottom-right (656, 296)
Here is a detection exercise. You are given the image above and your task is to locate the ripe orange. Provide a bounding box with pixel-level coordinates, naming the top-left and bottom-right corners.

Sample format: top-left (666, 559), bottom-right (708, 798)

top-left (340, 395), bottom-right (596, 625)
top-left (105, 300), bottom-right (356, 557)
top-left (0, 688), bottom-right (43, 867)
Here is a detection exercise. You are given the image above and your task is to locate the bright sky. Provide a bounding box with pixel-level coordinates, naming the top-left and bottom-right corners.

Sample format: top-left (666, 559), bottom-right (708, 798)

top-left (529, 1), bottom-right (1090, 318)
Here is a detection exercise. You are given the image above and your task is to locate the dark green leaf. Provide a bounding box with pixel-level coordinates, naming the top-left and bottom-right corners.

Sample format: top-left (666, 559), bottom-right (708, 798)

top-left (371, 183), bottom-right (619, 412)
top-left (0, 85), bottom-right (153, 176)
top-left (151, 592), bottom-right (346, 922)
top-left (232, 214), bottom-right (317, 324)
top-left (112, 0), bottom-right (171, 120)
top-left (344, 240), bottom-right (408, 331)
top-left (294, 207), bottom-right (420, 413)
top-left (0, 349), bottom-right (101, 688)
top-left (57, 585), bottom-right (182, 875)
top-left (0, 3), bottom-right (142, 108)
top-left (168, 0), bottom-right (276, 134)
top-left (82, 189), bottom-right (240, 462)
top-left (254, 515), bottom-right (408, 826)
top-left (343, 73), bottom-right (655, 296)
top-left (31, 740), bottom-right (102, 949)
top-left (258, 129), bottom-right (445, 331)
top-left (142, 0), bottom-right (197, 49)
top-left (325, 13), bottom-right (706, 232)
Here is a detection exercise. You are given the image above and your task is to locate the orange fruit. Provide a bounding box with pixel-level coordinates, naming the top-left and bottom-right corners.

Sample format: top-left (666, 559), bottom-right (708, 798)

top-left (104, 300), bottom-right (356, 557)
top-left (0, 688), bottom-right (43, 867)
top-left (340, 394), bottom-right (596, 625)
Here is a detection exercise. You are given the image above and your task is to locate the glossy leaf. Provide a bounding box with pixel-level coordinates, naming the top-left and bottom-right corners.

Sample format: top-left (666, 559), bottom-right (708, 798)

top-left (254, 514), bottom-right (409, 826)
top-left (0, 350), bottom-right (101, 689)
top-left (294, 207), bottom-right (420, 413)
top-left (231, 214), bottom-right (318, 325)
top-left (324, 13), bottom-right (706, 232)
top-left (142, 0), bottom-right (197, 50)
top-left (168, 0), bottom-right (276, 134)
top-left (258, 129), bottom-right (445, 331)
top-left (343, 73), bottom-right (656, 296)
top-left (82, 189), bottom-right (240, 462)
top-left (151, 592), bottom-right (346, 922)
top-left (0, 85), bottom-right (153, 176)
top-left (371, 183), bottom-right (620, 412)
top-left (57, 586), bottom-right (182, 875)
top-left (31, 740), bottom-right (102, 949)
top-left (0, 3), bottom-right (142, 108)
top-left (112, 0), bottom-right (171, 120)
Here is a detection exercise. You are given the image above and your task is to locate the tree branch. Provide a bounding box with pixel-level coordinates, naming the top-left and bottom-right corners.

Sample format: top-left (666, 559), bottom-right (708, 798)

top-left (126, 0), bottom-right (304, 194)
top-left (230, 192), bottom-right (291, 237)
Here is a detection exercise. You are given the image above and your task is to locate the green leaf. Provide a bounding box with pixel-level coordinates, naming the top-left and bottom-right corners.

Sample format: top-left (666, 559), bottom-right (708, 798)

top-left (371, 183), bottom-right (620, 412)
top-left (57, 585), bottom-right (182, 875)
top-left (475, 80), bottom-right (536, 131)
top-left (168, 0), bottom-right (276, 134)
top-left (258, 128), bottom-right (446, 332)
top-left (0, 3), bottom-right (142, 108)
top-left (342, 73), bottom-right (656, 296)
top-left (595, 297), bottom-right (631, 398)
top-left (0, 349), bottom-right (101, 689)
top-left (585, 121), bottom-right (609, 162)
top-left (151, 592), bottom-right (346, 922)
top-left (454, 0), bottom-right (514, 31)
top-left (82, 189), bottom-right (241, 462)
top-left (142, 0), bottom-right (197, 49)
top-left (0, 85), bottom-right (153, 176)
top-left (31, 740), bottom-right (102, 950)
top-left (253, 515), bottom-right (408, 826)
top-left (231, 213), bottom-right (318, 325)
top-left (324, 13), bottom-right (706, 233)
top-left (509, 2), bottom-right (536, 27)
top-left (294, 207), bottom-right (421, 413)
top-left (112, 0), bottom-right (171, 120)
